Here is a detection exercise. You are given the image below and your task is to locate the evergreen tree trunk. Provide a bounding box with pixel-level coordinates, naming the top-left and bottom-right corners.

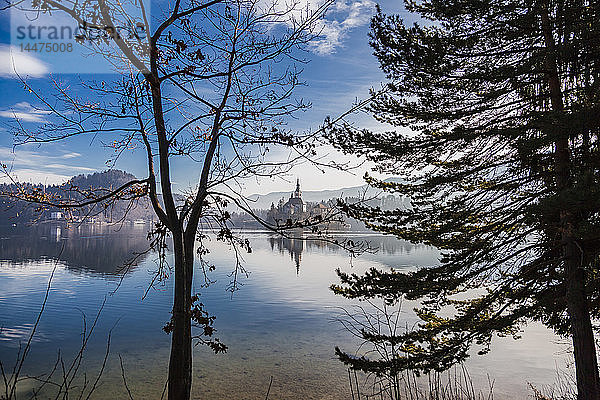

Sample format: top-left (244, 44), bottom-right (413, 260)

top-left (541, 7), bottom-right (600, 398)
top-left (565, 239), bottom-right (600, 400)
top-left (168, 232), bottom-right (193, 400)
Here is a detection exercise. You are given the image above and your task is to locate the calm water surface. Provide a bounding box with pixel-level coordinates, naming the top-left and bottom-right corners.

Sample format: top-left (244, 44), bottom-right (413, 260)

top-left (0, 224), bottom-right (570, 399)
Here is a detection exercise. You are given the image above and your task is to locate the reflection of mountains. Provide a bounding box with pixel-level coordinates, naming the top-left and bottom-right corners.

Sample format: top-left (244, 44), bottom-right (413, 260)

top-left (0, 224), bottom-right (152, 275)
top-left (268, 234), bottom-right (428, 273)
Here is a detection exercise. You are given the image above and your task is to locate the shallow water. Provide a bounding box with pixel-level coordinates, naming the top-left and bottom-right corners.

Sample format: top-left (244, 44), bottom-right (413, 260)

top-left (0, 224), bottom-right (571, 399)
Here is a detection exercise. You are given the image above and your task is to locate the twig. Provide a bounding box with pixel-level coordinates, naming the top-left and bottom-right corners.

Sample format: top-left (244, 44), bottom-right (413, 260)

top-left (264, 375), bottom-right (273, 400)
top-left (7, 244), bottom-right (63, 399)
top-left (349, 369), bottom-right (355, 400)
top-left (119, 354), bottom-right (135, 400)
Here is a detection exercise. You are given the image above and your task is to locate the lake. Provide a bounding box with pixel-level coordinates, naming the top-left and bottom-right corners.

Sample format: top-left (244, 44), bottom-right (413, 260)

top-left (0, 223), bottom-right (571, 399)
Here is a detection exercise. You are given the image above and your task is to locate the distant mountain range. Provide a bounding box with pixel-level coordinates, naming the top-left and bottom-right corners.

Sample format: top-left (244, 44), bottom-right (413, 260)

top-left (247, 177), bottom-right (405, 210)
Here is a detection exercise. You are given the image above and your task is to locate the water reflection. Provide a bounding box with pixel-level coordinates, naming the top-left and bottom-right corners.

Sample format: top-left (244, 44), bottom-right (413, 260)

top-left (0, 223), bottom-right (151, 275)
top-left (267, 233), bottom-right (433, 273)
top-left (268, 236), bottom-right (304, 273)
top-left (0, 227), bottom-right (566, 399)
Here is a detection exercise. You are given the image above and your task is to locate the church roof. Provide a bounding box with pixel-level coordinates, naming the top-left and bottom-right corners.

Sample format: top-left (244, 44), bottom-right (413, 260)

top-left (286, 197), bottom-right (304, 205)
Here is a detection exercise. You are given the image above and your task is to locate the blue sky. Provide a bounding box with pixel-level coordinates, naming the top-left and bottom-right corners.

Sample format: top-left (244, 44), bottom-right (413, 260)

top-left (0, 0), bottom-right (406, 195)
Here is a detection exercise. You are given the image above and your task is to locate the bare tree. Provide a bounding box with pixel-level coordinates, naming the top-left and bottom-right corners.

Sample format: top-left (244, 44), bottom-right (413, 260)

top-left (1, 0), bottom-right (337, 398)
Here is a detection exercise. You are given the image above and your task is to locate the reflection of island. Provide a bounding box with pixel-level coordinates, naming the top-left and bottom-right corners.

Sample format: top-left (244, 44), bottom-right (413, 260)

top-left (267, 234), bottom-right (431, 273)
top-left (268, 236), bottom-right (304, 273)
top-left (0, 223), bottom-right (152, 275)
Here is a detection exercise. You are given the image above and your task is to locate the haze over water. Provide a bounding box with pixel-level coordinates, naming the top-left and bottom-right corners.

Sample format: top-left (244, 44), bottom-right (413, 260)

top-left (0, 224), bottom-right (570, 399)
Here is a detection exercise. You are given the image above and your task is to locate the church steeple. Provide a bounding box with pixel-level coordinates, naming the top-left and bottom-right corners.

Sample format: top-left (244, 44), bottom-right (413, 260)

top-left (283, 178), bottom-right (305, 214)
top-left (294, 178), bottom-right (301, 198)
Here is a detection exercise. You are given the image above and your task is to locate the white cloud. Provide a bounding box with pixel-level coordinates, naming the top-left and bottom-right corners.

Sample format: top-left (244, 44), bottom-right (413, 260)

top-left (45, 163), bottom-right (95, 172)
top-left (0, 45), bottom-right (49, 78)
top-left (0, 147), bottom-right (98, 185)
top-left (309, 0), bottom-right (376, 55)
top-left (0, 168), bottom-right (71, 185)
top-left (310, 21), bottom-right (344, 55)
top-left (267, 0), bottom-right (375, 55)
top-left (339, 0), bottom-right (374, 28)
top-left (61, 152), bottom-right (82, 159)
top-left (0, 102), bottom-right (52, 123)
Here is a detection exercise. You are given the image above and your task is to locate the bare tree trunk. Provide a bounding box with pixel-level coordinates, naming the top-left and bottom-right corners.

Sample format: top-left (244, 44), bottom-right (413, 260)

top-left (146, 48), bottom-right (196, 400)
top-left (168, 232), bottom-right (193, 400)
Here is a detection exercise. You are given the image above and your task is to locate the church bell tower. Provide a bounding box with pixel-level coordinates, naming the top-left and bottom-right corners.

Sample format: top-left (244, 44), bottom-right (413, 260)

top-left (294, 178), bottom-right (302, 198)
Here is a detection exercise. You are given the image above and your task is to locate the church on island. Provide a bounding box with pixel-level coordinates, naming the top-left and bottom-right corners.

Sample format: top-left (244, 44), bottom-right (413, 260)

top-left (282, 179), bottom-right (305, 215)
top-left (266, 179), bottom-right (330, 224)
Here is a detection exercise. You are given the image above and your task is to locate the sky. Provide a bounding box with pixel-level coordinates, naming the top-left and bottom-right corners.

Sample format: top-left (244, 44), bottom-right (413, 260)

top-left (0, 0), bottom-right (408, 195)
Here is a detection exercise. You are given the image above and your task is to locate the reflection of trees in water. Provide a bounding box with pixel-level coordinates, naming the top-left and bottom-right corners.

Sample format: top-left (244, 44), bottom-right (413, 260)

top-left (375, 236), bottom-right (431, 255)
top-left (0, 224), bottom-right (152, 275)
top-left (0, 226), bottom-right (431, 276)
top-left (267, 234), bottom-right (431, 272)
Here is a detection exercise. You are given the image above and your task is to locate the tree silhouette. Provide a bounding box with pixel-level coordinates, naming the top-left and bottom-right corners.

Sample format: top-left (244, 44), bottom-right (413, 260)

top-left (327, 0), bottom-right (600, 398)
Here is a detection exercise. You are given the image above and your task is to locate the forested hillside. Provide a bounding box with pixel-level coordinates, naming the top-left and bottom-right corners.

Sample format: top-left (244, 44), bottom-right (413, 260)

top-left (0, 170), bottom-right (155, 224)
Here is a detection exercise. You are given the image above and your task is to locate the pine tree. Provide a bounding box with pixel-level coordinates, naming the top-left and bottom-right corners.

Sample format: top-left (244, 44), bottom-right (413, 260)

top-left (327, 1), bottom-right (600, 398)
